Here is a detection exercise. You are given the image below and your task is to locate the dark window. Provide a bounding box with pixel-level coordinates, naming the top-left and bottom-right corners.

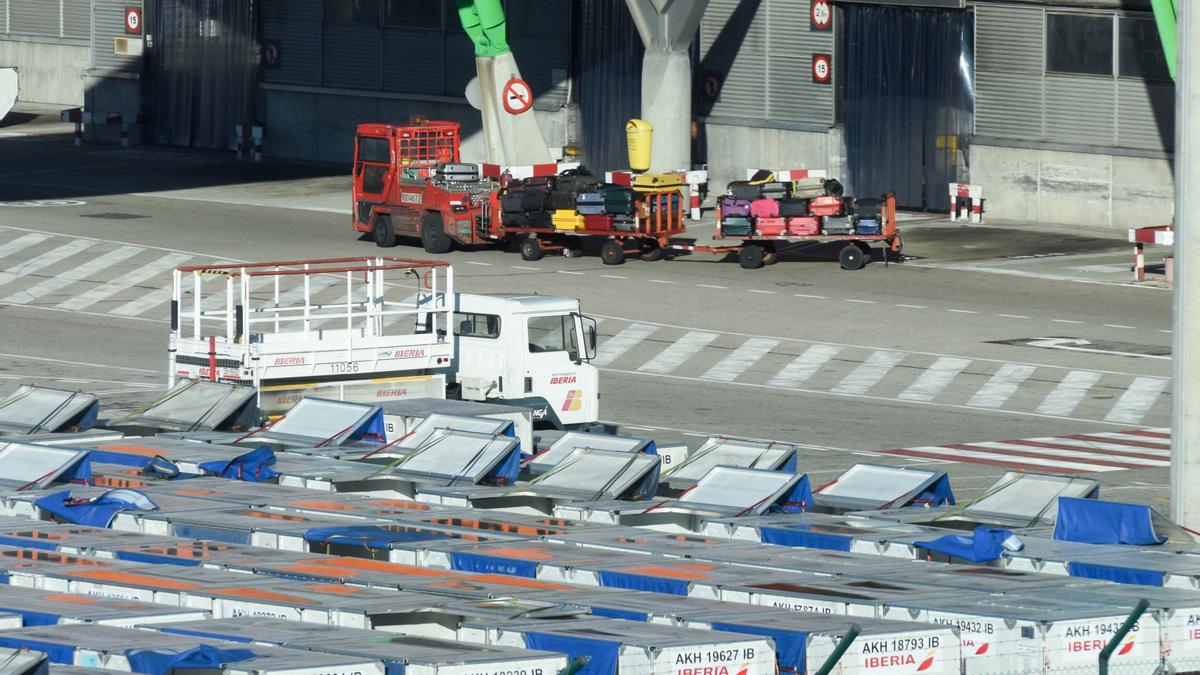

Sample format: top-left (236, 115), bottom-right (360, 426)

top-left (358, 136), bottom-right (390, 163)
top-left (1046, 13), bottom-right (1113, 76)
top-left (454, 312), bottom-right (501, 339)
top-left (528, 314), bottom-right (577, 358)
top-left (324, 0), bottom-right (381, 24)
top-left (361, 166), bottom-right (389, 194)
top-left (386, 0), bottom-right (444, 28)
top-left (1119, 18), bottom-right (1170, 81)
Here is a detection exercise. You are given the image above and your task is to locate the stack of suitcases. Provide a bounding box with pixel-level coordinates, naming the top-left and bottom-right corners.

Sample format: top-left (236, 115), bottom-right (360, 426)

top-left (719, 172), bottom-right (884, 238)
top-left (500, 167), bottom-right (654, 233)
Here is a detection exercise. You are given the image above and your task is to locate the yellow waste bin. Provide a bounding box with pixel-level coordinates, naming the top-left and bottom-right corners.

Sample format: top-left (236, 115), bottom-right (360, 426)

top-left (626, 118), bottom-right (653, 172)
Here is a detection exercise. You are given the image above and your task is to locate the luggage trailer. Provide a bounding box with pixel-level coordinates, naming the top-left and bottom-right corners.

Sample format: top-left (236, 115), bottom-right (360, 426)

top-left (670, 192), bottom-right (903, 270)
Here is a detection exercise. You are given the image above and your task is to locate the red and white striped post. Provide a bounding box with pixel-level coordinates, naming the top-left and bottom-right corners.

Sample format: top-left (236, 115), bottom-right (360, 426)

top-left (949, 183), bottom-right (983, 223)
top-left (1128, 225), bottom-right (1174, 282)
top-left (251, 125), bottom-right (263, 162)
top-left (60, 108), bottom-right (84, 147)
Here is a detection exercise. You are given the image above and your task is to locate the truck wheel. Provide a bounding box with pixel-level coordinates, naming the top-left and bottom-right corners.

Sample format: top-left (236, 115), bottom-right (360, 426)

top-left (854, 240), bottom-right (873, 261)
top-left (421, 212), bottom-right (453, 254)
top-left (600, 239), bottom-right (626, 265)
top-left (372, 215), bottom-right (396, 248)
top-left (738, 244), bottom-right (765, 269)
top-left (638, 240), bottom-right (663, 262)
top-left (762, 243), bottom-right (779, 266)
top-left (839, 243), bottom-right (866, 270)
top-left (519, 236), bottom-right (543, 261)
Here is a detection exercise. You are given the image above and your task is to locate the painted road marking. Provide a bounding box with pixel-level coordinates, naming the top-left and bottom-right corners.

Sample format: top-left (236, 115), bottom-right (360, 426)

top-left (57, 253), bottom-right (191, 311)
top-left (768, 344), bottom-right (841, 388)
top-left (111, 287), bottom-right (172, 316)
top-left (832, 350), bottom-right (905, 395)
top-left (638, 331), bottom-right (718, 375)
top-left (1104, 377), bottom-right (1169, 424)
top-left (702, 338), bottom-right (780, 382)
top-left (0, 239), bottom-right (92, 288)
top-left (968, 363), bottom-right (1036, 409)
top-left (1035, 370), bottom-right (1103, 416)
top-left (1, 245), bottom-right (142, 305)
top-left (591, 323), bottom-right (658, 367)
top-left (898, 357), bottom-right (971, 402)
top-left (0, 232), bottom-right (52, 262)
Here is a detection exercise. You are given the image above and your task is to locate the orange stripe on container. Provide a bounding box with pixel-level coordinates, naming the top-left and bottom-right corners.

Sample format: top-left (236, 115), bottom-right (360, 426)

top-left (71, 569), bottom-right (200, 590)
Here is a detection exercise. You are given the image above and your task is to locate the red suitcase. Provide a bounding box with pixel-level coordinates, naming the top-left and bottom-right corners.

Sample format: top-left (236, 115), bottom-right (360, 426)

top-left (583, 214), bottom-right (614, 231)
top-left (809, 196), bottom-right (844, 217)
top-left (756, 217), bottom-right (787, 237)
top-left (786, 216), bottom-right (820, 236)
top-left (749, 198), bottom-right (780, 219)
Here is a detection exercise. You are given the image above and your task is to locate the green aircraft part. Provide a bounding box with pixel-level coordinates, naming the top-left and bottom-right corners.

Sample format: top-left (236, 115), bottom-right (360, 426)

top-left (1149, 0), bottom-right (1176, 81)
top-left (456, 0), bottom-right (509, 57)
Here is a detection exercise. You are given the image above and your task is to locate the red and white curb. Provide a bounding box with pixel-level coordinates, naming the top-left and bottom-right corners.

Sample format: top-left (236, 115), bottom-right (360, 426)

top-left (879, 428), bottom-right (1170, 474)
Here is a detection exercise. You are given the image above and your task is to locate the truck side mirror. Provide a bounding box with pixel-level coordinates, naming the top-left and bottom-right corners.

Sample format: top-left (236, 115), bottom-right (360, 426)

top-left (579, 315), bottom-right (597, 361)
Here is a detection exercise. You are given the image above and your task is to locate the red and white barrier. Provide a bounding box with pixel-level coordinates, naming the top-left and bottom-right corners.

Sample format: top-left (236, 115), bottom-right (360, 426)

top-left (60, 108), bottom-right (142, 147)
top-left (606, 169), bottom-right (709, 221)
top-left (744, 168), bottom-right (828, 182)
top-left (481, 162), bottom-right (579, 180)
top-left (235, 124), bottom-right (264, 162)
top-left (1128, 225), bottom-right (1174, 282)
top-left (949, 183), bottom-right (984, 223)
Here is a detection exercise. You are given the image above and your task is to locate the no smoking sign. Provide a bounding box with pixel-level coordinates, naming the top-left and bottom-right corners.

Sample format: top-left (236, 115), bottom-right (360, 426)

top-left (812, 53), bottom-right (832, 84)
top-left (811, 0), bottom-right (831, 31)
top-left (124, 6), bottom-right (142, 35)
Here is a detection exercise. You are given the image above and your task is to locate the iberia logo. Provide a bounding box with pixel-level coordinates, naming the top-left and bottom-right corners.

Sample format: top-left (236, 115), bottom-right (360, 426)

top-left (561, 390), bottom-right (583, 412)
top-left (735, 664), bottom-right (750, 675)
top-left (916, 651), bottom-right (937, 671)
top-left (1117, 638), bottom-right (1136, 656)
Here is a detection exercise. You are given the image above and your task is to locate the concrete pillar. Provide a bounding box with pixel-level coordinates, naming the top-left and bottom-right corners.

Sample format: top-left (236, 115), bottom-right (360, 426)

top-left (626, 0), bottom-right (709, 172)
top-left (1172, 2), bottom-right (1200, 529)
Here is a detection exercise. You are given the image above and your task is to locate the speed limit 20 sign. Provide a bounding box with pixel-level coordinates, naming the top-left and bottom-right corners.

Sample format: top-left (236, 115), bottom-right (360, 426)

top-left (124, 6), bottom-right (142, 34)
top-left (812, 53), bottom-right (832, 84)
top-left (811, 0), bottom-right (832, 31)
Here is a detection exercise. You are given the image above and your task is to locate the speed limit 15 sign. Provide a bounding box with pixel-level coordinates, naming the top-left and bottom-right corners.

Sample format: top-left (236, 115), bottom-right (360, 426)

top-left (812, 53), bottom-right (832, 84)
top-left (124, 6), bottom-right (142, 35)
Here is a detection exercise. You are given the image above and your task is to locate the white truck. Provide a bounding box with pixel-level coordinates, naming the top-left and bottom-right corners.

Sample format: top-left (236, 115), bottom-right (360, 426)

top-left (167, 257), bottom-right (600, 428)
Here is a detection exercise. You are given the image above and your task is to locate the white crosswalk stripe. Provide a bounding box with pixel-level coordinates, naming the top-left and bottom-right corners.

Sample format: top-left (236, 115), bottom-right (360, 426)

top-left (768, 344), bottom-right (841, 388)
top-left (1105, 377), bottom-right (1169, 424)
top-left (57, 253), bottom-right (191, 311)
top-left (592, 324), bottom-right (658, 367)
top-left (831, 350), bottom-right (905, 395)
top-left (639, 331), bottom-right (718, 374)
top-left (1035, 370), bottom-right (1103, 416)
top-left (702, 338), bottom-right (779, 382)
top-left (111, 287), bottom-right (173, 317)
top-left (2, 245), bottom-right (142, 305)
top-left (968, 363), bottom-right (1036, 409)
top-left (898, 357), bottom-right (971, 402)
top-left (0, 239), bottom-right (92, 288)
top-left (0, 233), bottom-right (52, 262)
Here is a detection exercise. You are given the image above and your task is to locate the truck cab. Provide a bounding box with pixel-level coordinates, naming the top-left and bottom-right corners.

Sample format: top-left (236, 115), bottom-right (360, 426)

top-left (439, 293), bottom-right (599, 428)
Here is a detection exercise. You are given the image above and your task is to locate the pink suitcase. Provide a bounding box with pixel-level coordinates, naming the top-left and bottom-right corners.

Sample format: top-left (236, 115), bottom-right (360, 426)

top-left (749, 198), bottom-right (780, 219)
top-left (786, 216), bottom-right (820, 236)
top-left (809, 196), bottom-right (844, 217)
top-left (756, 217), bottom-right (787, 237)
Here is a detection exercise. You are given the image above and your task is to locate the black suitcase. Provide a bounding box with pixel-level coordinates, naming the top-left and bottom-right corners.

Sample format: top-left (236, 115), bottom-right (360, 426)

top-left (527, 211), bottom-right (553, 229)
top-left (854, 197), bottom-right (884, 220)
top-left (728, 181), bottom-right (762, 200)
top-left (502, 212), bottom-right (529, 228)
top-left (598, 184), bottom-right (635, 215)
top-left (548, 190), bottom-right (577, 211)
top-left (501, 192), bottom-right (525, 214)
top-left (777, 198), bottom-right (809, 217)
top-left (824, 178), bottom-right (845, 197)
top-left (521, 191), bottom-right (548, 212)
top-left (760, 181), bottom-right (791, 199)
top-left (524, 176), bottom-right (556, 192)
top-left (557, 168), bottom-right (599, 194)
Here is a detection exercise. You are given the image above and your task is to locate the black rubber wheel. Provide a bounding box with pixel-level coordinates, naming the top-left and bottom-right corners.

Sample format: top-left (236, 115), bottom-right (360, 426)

top-left (600, 239), bottom-right (626, 265)
top-left (421, 212), bottom-right (453, 254)
top-left (738, 244), bottom-right (765, 269)
top-left (372, 215), bottom-right (396, 248)
top-left (519, 236), bottom-right (543, 261)
top-left (853, 240), bottom-right (873, 260)
top-left (839, 243), bottom-right (866, 270)
top-left (762, 243), bottom-right (779, 266)
top-left (638, 240), bottom-right (664, 262)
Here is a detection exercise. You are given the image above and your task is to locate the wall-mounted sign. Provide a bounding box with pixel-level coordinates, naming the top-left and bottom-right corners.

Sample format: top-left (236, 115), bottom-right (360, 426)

top-left (812, 53), bottom-right (832, 84)
top-left (811, 0), bottom-right (832, 31)
top-left (124, 6), bottom-right (142, 35)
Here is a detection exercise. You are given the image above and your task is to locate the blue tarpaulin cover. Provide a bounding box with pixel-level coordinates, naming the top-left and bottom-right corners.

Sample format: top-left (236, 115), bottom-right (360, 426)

top-left (712, 622), bottom-right (805, 674)
top-left (912, 474), bottom-right (955, 507)
top-left (304, 525), bottom-right (455, 550)
top-left (84, 447), bottom-right (152, 468)
top-left (349, 409), bottom-right (387, 444)
top-left (771, 474), bottom-right (813, 513)
top-left (58, 455), bottom-right (93, 486)
top-left (1054, 497), bottom-right (1166, 545)
top-left (450, 551), bottom-right (537, 578)
top-left (759, 526), bottom-right (852, 552)
top-left (126, 645), bottom-right (257, 674)
top-left (115, 550), bottom-right (201, 567)
top-left (157, 626), bottom-right (253, 643)
top-left (0, 607), bottom-right (59, 627)
top-left (34, 489), bottom-right (156, 527)
top-left (1067, 561), bottom-right (1166, 587)
top-left (525, 632), bottom-right (619, 675)
top-left (487, 446), bottom-right (522, 486)
top-left (587, 605), bottom-right (649, 621)
top-left (597, 570), bottom-right (688, 596)
top-left (625, 461), bottom-right (661, 501)
top-left (913, 526), bottom-right (1023, 563)
top-left (0, 637), bottom-right (73, 664)
top-left (198, 446), bottom-right (279, 482)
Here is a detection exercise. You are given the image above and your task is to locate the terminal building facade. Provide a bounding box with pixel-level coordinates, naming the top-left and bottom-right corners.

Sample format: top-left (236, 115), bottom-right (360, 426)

top-left (0, 0), bottom-right (1174, 227)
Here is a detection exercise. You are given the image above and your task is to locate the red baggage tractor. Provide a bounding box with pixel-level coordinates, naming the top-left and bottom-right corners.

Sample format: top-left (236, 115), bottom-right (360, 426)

top-left (809, 196), bottom-right (844, 217)
top-left (756, 217), bottom-right (787, 237)
top-left (786, 216), bottom-right (820, 236)
top-left (583, 214), bottom-right (614, 230)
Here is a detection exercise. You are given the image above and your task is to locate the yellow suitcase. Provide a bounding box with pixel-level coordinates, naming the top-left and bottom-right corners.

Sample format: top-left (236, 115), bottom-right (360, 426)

top-left (552, 209), bottom-right (585, 230)
top-left (631, 173), bottom-right (685, 192)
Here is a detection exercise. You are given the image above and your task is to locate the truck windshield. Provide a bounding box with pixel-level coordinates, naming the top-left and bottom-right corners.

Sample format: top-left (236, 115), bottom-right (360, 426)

top-left (528, 314), bottom-right (578, 358)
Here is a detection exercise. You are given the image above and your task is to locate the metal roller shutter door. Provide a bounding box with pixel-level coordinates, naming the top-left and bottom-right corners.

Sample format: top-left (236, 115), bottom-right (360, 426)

top-left (1044, 74), bottom-right (1115, 146)
top-left (92, 0), bottom-right (142, 74)
top-left (10, 0), bottom-right (59, 36)
top-left (322, 23), bottom-right (382, 90)
top-left (700, 0), bottom-right (767, 120)
top-left (1116, 79), bottom-right (1173, 151)
top-left (765, 0), bottom-right (833, 124)
top-left (263, 0), bottom-right (321, 86)
top-left (63, 0), bottom-right (89, 39)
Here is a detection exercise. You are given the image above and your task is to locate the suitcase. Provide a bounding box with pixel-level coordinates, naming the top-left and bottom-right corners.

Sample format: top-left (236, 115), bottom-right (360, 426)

top-left (521, 191), bottom-right (548, 212)
top-left (502, 213), bottom-right (528, 229)
top-left (756, 217), bottom-right (787, 237)
top-left (728, 181), bottom-right (763, 200)
top-left (749, 198), bottom-right (780, 219)
top-left (777, 198), bottom-right (809, 217)
top-left (824, 178), bottom-right (845, 197)
top-left (436, 163), bottom-right (480, 182)
top-left (552, 209), bottom-right (585, 231)
top-left (760, 182), bottom-right (791, 199)
top-left (557, 168), bottom-right (599, 193)
top-left (722, 217), bottom-right (753, 236)
top-left (809, 196), bottom-right (844, 217)
top-left (633, 173), bottom-right (685, 192)
top-left (649, 192), bottom-right (682, 212)
top-left (822, 215), bottom-right (855, 235)
top-left (786, 216), bottom-right (820, 236)
top-left (613, 219), bottom-right (638, 232)
top-left (524, 175), bottom-right (556, 191)
top-left (747, 169), bottom-right (775, 184)
top-left (854, 197), bottom-right (884, 220)
top-left (583, 214), bottom-right (614, 231)
top-left (792, 177), bottom-right (827, 199)
top-left (527, 211), bottom-right (553, 229)
top-left (856, 218), bottom-right (881, 235)
top-left (548, 190), bottom-right (577, 211)
top-left (501, 192), bottom-right (526, 214)
top-left (719, 196), bottom-right (752, 218)
top-left (576, 192), bottom-right (606, 215)
top-left (598, 185), bottom-right (636, 215)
